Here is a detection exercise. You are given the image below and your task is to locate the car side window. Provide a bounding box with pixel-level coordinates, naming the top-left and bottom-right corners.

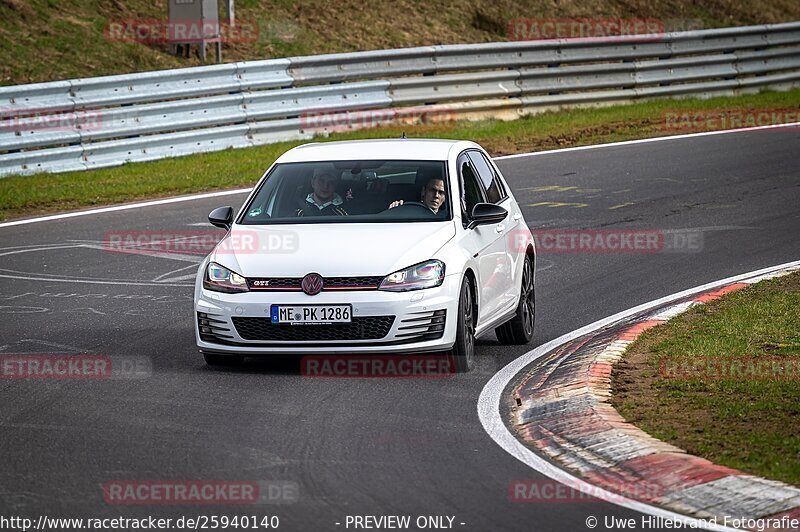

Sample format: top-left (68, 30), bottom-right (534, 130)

top-left (467, 151), bottom-right (505, 204)
top-left (482, 152), bottom-right (508, 199)
top-left (459, 154), bottom-right (486, 222)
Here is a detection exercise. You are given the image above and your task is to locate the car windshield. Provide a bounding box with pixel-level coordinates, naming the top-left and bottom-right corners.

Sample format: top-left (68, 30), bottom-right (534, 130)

top-left (239, 160), bottom-right (451, 224)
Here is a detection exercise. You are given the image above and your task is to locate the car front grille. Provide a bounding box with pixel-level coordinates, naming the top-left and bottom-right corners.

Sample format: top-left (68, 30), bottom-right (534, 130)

top-left (197, 312), bottom-right (235, 343)
top-left (231, 316), bottom-right (396, 341)
top-left (324, 276), bottom-right (384, 289)
top-left (247, 276), bottom-right (383, 291)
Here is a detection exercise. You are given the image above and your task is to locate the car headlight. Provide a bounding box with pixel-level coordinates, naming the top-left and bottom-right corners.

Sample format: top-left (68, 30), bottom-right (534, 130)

top-left (379, 260), bottom-right (445, 292)
top-left (203, 262), bottom-right (249, 293)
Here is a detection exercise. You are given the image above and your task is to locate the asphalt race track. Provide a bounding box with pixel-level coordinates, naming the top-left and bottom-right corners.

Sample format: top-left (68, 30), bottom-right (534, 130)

top-left (1, 127), bottom-right (799, 530)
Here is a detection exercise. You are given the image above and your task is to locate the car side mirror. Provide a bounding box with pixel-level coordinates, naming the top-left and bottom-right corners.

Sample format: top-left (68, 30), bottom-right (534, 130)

top-left (208, 206), bottom-right (234, 230)
top-left (468, 203), bottom-right (508, 229)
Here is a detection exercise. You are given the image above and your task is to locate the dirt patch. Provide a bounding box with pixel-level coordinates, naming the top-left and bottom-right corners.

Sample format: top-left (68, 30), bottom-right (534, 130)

top-left (479, 117), bottom-right (662, 155)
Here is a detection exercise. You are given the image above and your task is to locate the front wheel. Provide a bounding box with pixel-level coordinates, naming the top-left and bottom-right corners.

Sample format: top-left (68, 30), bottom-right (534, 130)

top-left (495, 254), bottom-right (535, 345)
top-left (451, 278), bottom-right (476, 373)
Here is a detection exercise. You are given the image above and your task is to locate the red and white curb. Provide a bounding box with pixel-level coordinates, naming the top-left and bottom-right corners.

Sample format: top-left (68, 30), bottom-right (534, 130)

top-left (478, 260), bottom-right (800, 531)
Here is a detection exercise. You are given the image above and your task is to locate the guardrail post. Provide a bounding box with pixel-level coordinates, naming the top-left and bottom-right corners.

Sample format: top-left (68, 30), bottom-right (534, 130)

top-left (227, 0), bottom-right (235, 26)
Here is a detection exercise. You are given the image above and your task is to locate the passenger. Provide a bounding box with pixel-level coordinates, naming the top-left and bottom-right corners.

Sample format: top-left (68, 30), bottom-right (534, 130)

top-left (296, 168), bottom-right (349, 216)
top-left (388, 176), bottom-right (447, 215)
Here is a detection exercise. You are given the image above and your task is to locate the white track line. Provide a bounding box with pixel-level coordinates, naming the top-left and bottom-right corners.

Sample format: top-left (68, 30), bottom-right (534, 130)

top-left (477, 259), bottom-right (800, 532)
top-left (2, 122), bottom-right (798, 230)
top-left (0, 188), bottom-right (252, 229)
top-left (494, 121), bottom-right (800, 159)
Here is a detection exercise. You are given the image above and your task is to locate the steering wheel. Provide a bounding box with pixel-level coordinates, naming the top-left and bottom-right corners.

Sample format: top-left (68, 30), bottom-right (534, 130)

top-left (382, 201), bottom-right (436, 217)
top-left (395, 201), bottom-right (428, 210)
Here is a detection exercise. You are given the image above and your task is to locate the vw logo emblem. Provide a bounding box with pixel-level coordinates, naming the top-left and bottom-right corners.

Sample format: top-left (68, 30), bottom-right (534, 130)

top-left (301, 273), bottom-right (324, 296)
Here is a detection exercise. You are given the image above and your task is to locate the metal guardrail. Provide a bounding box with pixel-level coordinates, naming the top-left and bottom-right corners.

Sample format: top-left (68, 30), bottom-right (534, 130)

top-left (1, 22), bottom-right (799, 177)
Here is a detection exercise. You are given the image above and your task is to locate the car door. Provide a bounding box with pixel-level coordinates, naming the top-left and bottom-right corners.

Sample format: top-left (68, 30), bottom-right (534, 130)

top-left (457, 151), bottom-right (509, 326)
top-left (467, 150), bottom-right (521, 313)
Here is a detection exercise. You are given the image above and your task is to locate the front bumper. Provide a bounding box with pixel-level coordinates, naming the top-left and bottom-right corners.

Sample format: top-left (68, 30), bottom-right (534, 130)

top-left (194, 274), bottom-right (460, 355)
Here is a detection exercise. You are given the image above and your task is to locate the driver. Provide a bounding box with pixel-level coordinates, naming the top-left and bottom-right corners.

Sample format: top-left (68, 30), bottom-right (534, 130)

top-left (388, 177), bottom-right (446, 215)
top-left (296, 167), bottom-right (349, 217)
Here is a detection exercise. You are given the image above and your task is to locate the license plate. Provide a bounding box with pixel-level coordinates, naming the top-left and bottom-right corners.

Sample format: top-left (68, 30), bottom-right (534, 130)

top-left (271, 304), bottom-right (352, 324)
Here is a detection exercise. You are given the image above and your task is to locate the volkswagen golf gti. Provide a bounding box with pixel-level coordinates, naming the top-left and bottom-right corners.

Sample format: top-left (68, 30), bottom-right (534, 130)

top-left (195, 139), bottom-right (536, 372)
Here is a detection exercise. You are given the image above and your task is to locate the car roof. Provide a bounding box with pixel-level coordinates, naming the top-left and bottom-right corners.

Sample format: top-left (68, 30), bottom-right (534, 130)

top-left (275, 138), bottom-right (479, 163)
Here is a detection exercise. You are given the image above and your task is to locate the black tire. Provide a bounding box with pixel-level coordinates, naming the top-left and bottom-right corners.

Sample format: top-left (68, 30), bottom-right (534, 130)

top-left (451, 277), bottom-right (476, 373)
top-left (495, 254), bottom-right (535, 345)
top-left (203, 352), bottom-right (244, 367)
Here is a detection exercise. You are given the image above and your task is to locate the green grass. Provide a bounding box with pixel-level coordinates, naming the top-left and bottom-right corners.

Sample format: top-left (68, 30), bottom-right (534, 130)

top-left (612, 272), bottom-right (800, 486)
top-left (2, 88), bottom-right (799, 221)
top-left (2, 0), bottom-right (800, 85)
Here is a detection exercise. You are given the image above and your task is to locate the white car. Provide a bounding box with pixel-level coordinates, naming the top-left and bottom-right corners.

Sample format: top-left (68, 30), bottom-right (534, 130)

top-left (195, 139), bottom-right (535, 372)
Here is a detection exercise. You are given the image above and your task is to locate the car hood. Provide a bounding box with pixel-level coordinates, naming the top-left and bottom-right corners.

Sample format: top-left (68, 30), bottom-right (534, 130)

top-left (212, 221), bottom-right (457, 277)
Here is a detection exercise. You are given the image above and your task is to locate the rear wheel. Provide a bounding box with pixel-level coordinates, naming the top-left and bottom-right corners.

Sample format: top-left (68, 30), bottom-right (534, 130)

top-left (203, 352), bottom-right (244, 367)
top-left (451, 278), bottom-right (476, 373)
top-left (495, 254), bottom-right (535, 345)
